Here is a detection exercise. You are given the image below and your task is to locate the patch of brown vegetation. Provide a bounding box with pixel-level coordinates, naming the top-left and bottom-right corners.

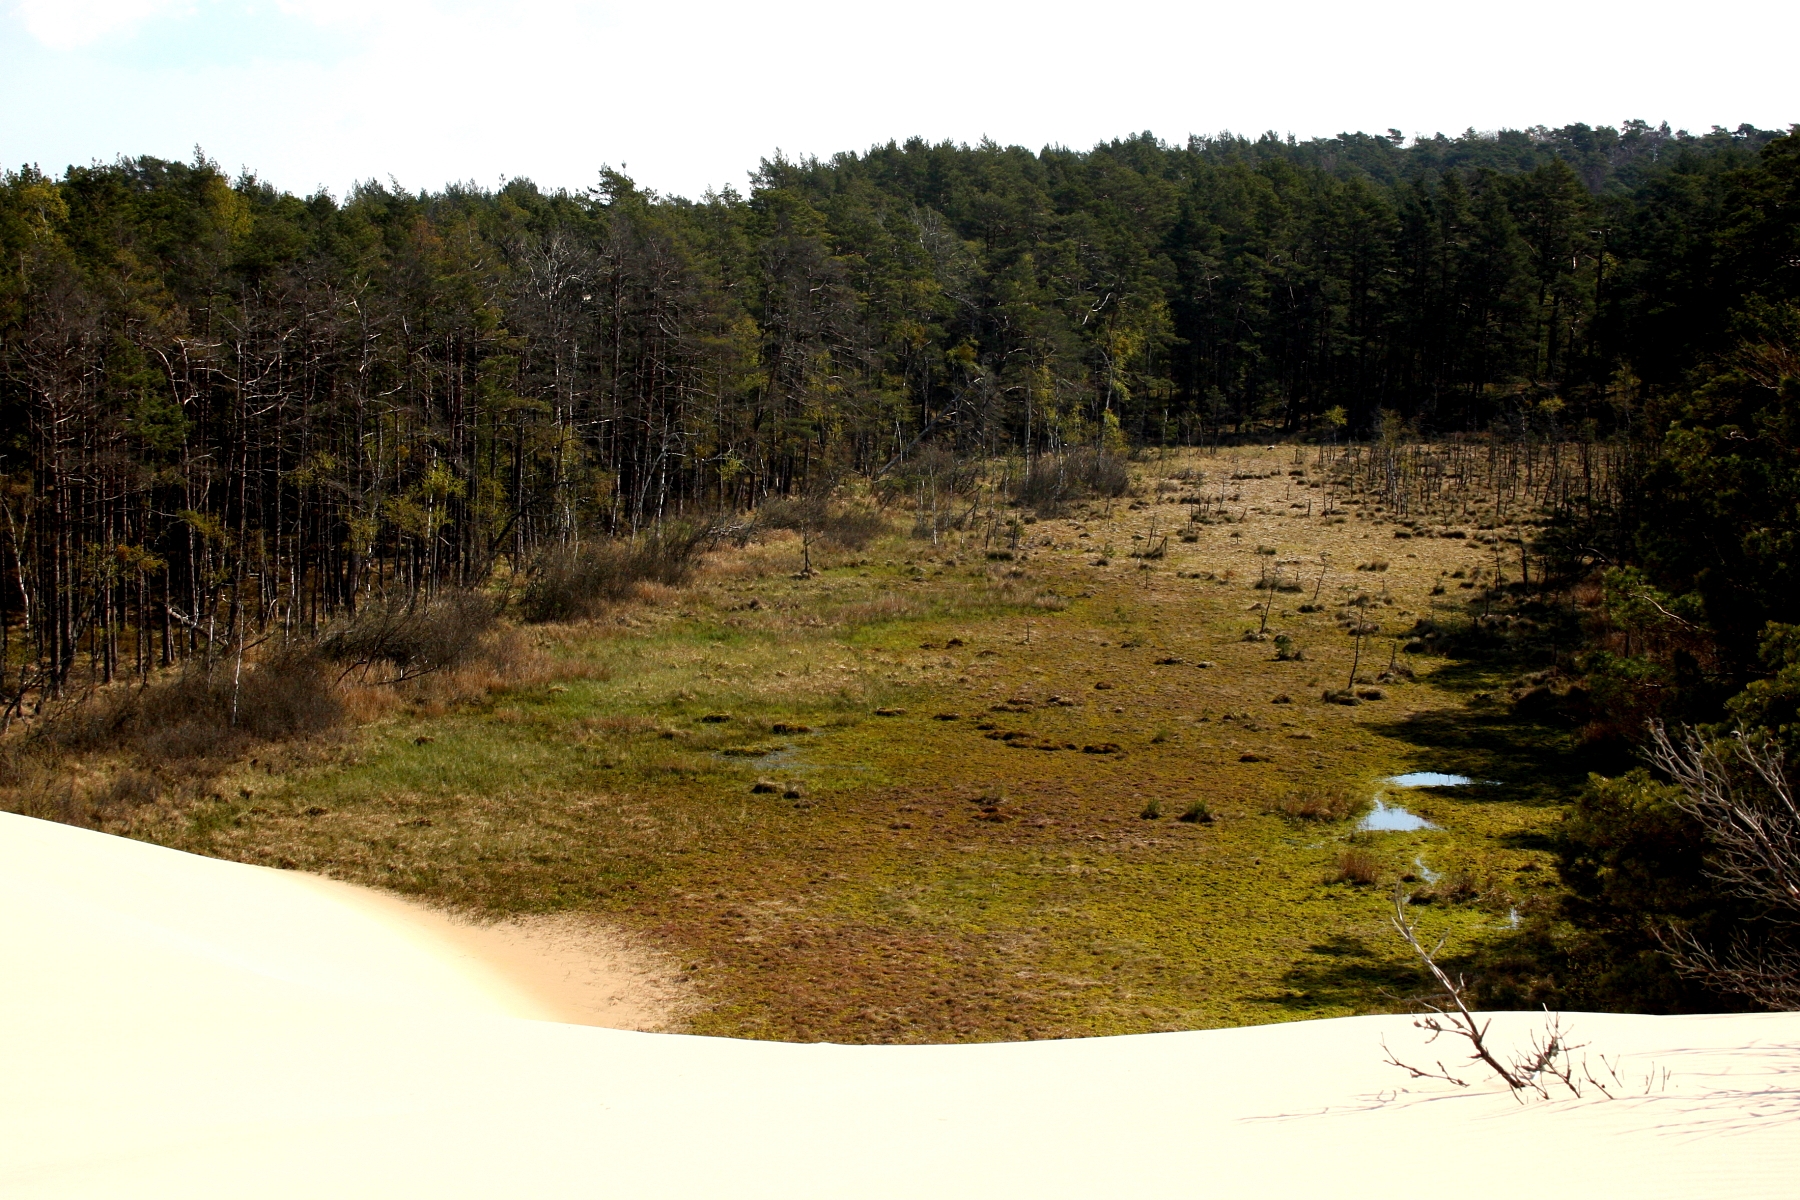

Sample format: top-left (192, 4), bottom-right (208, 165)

top-left (1267, 788), bottom-right (1367, 823)
top-left (1331, 847), bottom-right (1383, 885)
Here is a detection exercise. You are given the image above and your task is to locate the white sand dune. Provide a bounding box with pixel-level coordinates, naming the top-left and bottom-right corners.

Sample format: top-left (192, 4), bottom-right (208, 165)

top-left (3, 811), bottom-right (1796, 1198)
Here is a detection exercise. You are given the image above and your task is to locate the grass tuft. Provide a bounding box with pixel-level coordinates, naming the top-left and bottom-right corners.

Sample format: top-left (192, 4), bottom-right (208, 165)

top-left (1331, 847), bottom-right (1383, 886)
top-left (1268, 788), bottom-right (1368, 823)
top-left (1178, 800), bottom-right (1214, 824)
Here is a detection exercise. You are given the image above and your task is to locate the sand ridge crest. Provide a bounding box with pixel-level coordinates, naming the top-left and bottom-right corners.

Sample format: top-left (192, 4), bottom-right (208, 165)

top-left (3, 812), bottom-right (1799, 1198)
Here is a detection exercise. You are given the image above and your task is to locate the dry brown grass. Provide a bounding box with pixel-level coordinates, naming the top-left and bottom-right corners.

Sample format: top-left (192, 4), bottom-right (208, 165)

top-left (1331, 846), bottom-right (1384, 885)
top-left (2, 614), bottom-right (604, 833)
top-left (1267, 787), bottom-right (1367, 823)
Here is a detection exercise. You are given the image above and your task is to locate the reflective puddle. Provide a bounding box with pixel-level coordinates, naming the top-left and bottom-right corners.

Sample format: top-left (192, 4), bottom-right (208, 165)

top-left (1385, 771), bottom-right (1474, 788)
top-left (1357, 796), bottom-right (1438, 832)
top-left (1357, 771), bottom-right (1490, 831)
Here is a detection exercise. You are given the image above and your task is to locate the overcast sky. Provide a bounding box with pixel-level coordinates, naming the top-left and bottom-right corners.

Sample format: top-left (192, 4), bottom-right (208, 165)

top-left (3, 0), bottom-right (1795, 201)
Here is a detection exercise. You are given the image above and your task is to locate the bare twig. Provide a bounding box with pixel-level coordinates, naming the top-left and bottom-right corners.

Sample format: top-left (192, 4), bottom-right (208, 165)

top-left (1387, 886), bottom-right (1530, 1091)
top-left (1647, 723), bottom-right (1800, 916)
top-left (1383, 885), bottom-right (1660, 1100)
top-left (1646, 722), bottom-right (1800, 1008)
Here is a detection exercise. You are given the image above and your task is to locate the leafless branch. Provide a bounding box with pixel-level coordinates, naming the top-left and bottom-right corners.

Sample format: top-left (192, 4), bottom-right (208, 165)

top-left (1646, 722), bottom-right (1800, 919)
top-left (1384, 886), bottom-right (1661, 1100)
top-left (1387, 886), bottom-right (1531, 1092)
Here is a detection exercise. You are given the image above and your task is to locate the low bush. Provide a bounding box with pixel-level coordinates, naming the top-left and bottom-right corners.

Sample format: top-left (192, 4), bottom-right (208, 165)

top-left (317, 589), bottom-right (497, 683)
top-left (28, 644), bottom-right (343, 764)
top-left (878, 446), bottom-right (984, 504)
top-left (1015, 449), bottom-right (1130, 513)
top-left (520, 524), bottom-right (713, 622)
top-left (5, 592), bottom-right (594, 832)
top-left (1415, 869), bottom-right (1482, 905)
top-left (756, 498), bottom-right (888, 550)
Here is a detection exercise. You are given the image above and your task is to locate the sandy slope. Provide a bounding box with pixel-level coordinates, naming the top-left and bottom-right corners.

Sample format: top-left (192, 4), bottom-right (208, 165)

top-left (2, 812), bottom-right (1795, 1198)
top-left (283, 874), bottom-right (692, 1030)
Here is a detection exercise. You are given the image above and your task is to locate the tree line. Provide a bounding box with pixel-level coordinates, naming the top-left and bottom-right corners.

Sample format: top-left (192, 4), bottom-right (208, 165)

top-left (0, 120), bottom-right (1791, 710)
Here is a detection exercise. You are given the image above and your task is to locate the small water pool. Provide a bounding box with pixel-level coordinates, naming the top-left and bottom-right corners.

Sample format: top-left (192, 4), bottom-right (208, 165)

top-left (1358, 796), bottom-right (1438, 832)
top-left (1355, 771), bottom-right (1493, 833)
top-left (1385, 772), bottom-right (1475, 788)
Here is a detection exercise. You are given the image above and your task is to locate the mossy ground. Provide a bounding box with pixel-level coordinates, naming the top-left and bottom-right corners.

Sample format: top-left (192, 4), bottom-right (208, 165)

top-left (155, 447), bottom-right (1587, 1042)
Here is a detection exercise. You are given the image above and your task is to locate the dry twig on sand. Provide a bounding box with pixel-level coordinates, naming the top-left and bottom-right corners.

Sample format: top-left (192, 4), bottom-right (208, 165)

top-left (1383, 886), bottom-right (1665, 1101)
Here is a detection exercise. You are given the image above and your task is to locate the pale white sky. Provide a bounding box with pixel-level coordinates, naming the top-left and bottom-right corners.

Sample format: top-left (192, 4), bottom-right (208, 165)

top-left (2, 0), bottom-right (1795, 201)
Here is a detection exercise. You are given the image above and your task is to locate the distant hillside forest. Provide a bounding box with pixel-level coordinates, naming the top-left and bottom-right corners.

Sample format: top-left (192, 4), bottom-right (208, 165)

top-left (2, 120), bottom-right (1798, 700)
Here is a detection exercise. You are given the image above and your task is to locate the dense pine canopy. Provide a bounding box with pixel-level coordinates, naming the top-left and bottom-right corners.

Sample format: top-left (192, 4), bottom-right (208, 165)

top-left (1, 121), bottom-right (1795, 700)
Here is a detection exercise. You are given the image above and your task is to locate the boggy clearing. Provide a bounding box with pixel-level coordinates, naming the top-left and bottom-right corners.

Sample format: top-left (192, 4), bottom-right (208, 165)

top-left (147, 446), bottom-right (1579, 1043)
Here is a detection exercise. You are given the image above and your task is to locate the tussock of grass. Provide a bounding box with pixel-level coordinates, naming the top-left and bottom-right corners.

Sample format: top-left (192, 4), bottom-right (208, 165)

top-left (1331, 847), bottom-right (1383, 885)
top-left (1268, 788), bottom-right (1367, 823)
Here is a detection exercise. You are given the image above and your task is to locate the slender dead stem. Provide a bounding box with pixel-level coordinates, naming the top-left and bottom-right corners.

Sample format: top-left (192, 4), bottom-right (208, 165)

top-left (1388, 886), bottom-right (1528, 1090)
top-left (1382, 886), bottom-right (1662, 1100)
